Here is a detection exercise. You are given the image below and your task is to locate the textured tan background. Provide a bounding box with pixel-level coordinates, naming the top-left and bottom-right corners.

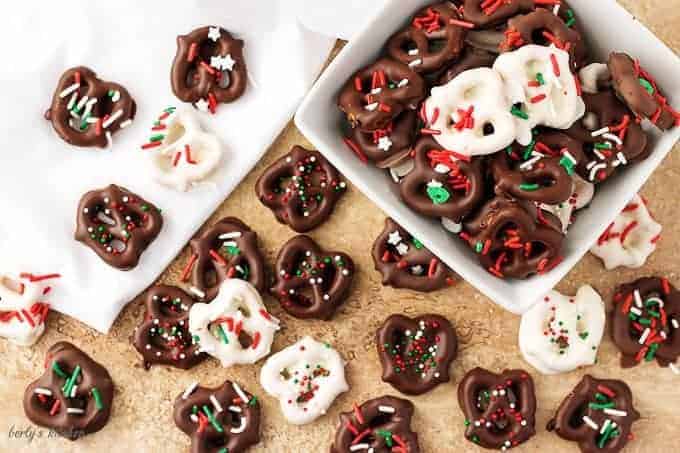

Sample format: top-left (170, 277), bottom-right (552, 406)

top-left (1, 1), bottom-right (679, 451)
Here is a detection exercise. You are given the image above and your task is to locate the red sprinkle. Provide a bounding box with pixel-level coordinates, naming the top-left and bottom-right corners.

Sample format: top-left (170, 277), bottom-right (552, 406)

top-left (449, 18), bottom-right (475, 29)
top-left (530, 94), bottom-right (547, 104)
top-left (427, 259), bottom-right (438, 278)
top-left (180, 254), bottom-right (198, 282)
top-left (209, 250), bottom-right (227, 266)
top-left (550, 53), bottom-right (561, 77)
top-left (619, 221), bottom-right (639, 244)
top-left (342, 138), bottom-right (368, 164)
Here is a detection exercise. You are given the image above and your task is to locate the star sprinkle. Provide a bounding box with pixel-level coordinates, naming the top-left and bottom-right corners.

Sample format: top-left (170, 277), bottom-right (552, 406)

top-left (378, 136), bottom-right (393, 151)
top-left (387, 231), bottom-right (403, 246)
top-left (208, 27), bottom-right (221, 42)
top-left (195, 98), bottom-right (210, 112)
top-left (210, 54), bottom-right (237, 72)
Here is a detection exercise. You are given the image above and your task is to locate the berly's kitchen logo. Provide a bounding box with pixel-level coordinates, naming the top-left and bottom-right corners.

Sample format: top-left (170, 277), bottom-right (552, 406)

top-left (8, 424), bottom-right (85, 442)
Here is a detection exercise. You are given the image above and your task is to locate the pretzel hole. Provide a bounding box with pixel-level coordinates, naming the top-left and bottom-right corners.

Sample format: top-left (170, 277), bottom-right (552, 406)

top-left (526, 241), bottom-right (547, 259)
top-left (238, 331), bottom-right (253, 349)
top-left (218, 70), bottom-right (231, 89)
top-left (428, 38), bottom-right (448, 54)
top-left (400, 39), bottom-right (419, 55)
top-left (523, 175), bottom-right (556, 188)
top-left (275, 175), bottom-right (294, 194)
top-left (290, 286), bottom-right (315, 308)
top-left (482, 122), bottom-right (495, 136)
top-left (110, 239), bottom-right (127, 253)
top-left (567, 403), bottom-right (588, 429)
top-left (202, 269), bottom-right (219, 288)
top-left (463, 86), bottom-right (479, 100)
top-left (164, 120), bottom-right (186, 148)
top-left (96, 211), bottom-right (116, 226)
top-left (202, 434), bottom-right (229, 450)
top-left (185, 68), bottom-right (199, 88)
top-left (94, 95), bottom-right (114, 119)
top-left (474, 387), bottom-right (492, 411)
top-left (530, 29), bottom-right (551, 46)
top-left (279, 368), bottom-right (292, 380)
top-left (368, 412), bottom-right (395, 429)
top-left (581, 112), bottom-right (599, 131)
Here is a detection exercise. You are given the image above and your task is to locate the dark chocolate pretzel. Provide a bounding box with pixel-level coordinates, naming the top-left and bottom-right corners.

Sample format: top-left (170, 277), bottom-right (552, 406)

top-left (608, 52), bottom-right (679, 131)
top-left (386, 3), bottom-right (467, 75)
top-left (377, 314), bottom-right (458, 395)
top-left (501, 9), bottom-right (586, 68)
top-left (462, 197), bottom-right (564, 279)
top-left (438, 47), bottom-right (497, 85)
top-left (23, 342), bottom-right (114, 440)
top-left (399, 136), bottom-right (486, 223)
top-left (45, 66), bottom-right (136, 148)
top-left (174, 380), bottom-right (261, 453)
top-left (372, 218), bottom-right (456, 292)
top-left (338, 58), bottom-right (426, 131)
top-left (611, 277), bottom-right (680, 369)
top-left (271, 235), bottom-right (354, 320)
top-left (547, 375), bottom-right (640, 453)
top-left (171, 26), bottom-right (247, 110)
top-left (132, 285), bottom-right (206, 370)
top-left (345, 111), bottom-right (417, 169)
top-left (461, 0), bottom-right (559, 28)
top-left (490, 131), bottom-right (582, 205)
top-left (74, 184), bottom-right (163, 270)
top-left (183, 217), bottom-right (266, 301)
top-left (565, 90), bottom-right (649, 183)
top-left (256, 146), bottom-right (347, 233)
top-left (458, 367), bottom-right (536, 450)
top-left (330, 396), bottom-right (420, 453)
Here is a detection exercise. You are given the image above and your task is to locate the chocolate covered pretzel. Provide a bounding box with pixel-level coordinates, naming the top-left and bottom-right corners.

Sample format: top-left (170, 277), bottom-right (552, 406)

top-left (399, 136), bottom-right (486, 223)
top-left (132, 285), bottom-right (206, 370)
top-left (377, 314), bottom-right (458, 395)
top-left (330, 396), bottom-right (420, 453)
top-left (608, 52), bottom-right (679, 131)
top-left (183, 217), bottom-right (266, 301)
top-left (271, 235), bottom-right (354, 320)
top-left (23, 342), bottom-right (114, 440)
top-left (344, 111), bottom-right (417, 168)
top-left (386, 3), bottom-right (467, 75)
top-left (45, 67), bottom-right (136, 148)
top-left (74, 184), bottom-right (163, 270)
top-left (611, 277), bottom-right (680, 369)
top-left (461, 0), bottom-right (560, 28)
top-left (256, 146), bottom-right (347, 233)
top-left (372, 218), bottom-right (456, 292)
top-left (458, 367), bottom-right (536, 450)
top-left (338, 58), bottom-right (426, 131)
top-left (462, 197), bottom-right (565, 279)
top-left (171, 26), bottom-right (247, 112)
top-left (438, 47), bottom-right (497, 85)
top-left (565, 90), bottom-right (649, 183)
top-left (547, 375), bottom-right (640, 453)
top-left (174, 380), bottom-right (261, 453)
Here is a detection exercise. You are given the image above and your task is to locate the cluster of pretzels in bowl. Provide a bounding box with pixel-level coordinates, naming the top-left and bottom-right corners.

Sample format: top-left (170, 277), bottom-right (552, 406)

top-left (338, 0), bottom-right (678, 280)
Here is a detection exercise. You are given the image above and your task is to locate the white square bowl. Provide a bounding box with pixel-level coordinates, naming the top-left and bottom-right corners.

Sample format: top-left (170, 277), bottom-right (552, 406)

top-left (295, 0), bottom-right (680, 314)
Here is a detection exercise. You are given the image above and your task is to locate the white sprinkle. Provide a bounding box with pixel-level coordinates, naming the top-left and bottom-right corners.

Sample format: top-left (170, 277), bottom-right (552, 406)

top-left (67, 407), bottom-right (85, 415)
top-left (182, 381), bottom-right (199, 399)
top-left (408, 49), bottom-right (419, 56)
top-left (189, 286), bottom-right (206, 299)
top-left (602, 133), bottom-right (622, 146)
top-left (219, 232), bottom-right (242, 240)
top-left (583, 415), bottom-right (599, 430)
top-left (364, 102), bottom-right (378, 111)
top-left (604, 409), bottom-right (628, 417)
top-left (67, 92), bottom-right (78, 110)
top-left (70, 385), bottom-right (78, 398)
top-left (562, 150), bottom-right (577, 165)
top-left (395, 243), bottom-right (410, 256)
top-left (34, 388), bottom-right (52, 396)
top-left (630, 307), bottom-right (642, 316)
top-left (75, 95), bottom-right (89, 112)
top-left (59, 83), bottom-right (80, 98)
top-left (86, 116), bottom-right (99, 124)
top-left (228, 405), bottom-right (242, 413)
top-left (350, 444), bottom-right (370, 451)
top-left (409, 58), bottom-right (423, 67)
top-left (553, 4), bottom-right (561, 15)
top-left (232, 382), bottom-right (249, 404)
top-left (586, 160), bottom-right (597, 170)
top-left (371, 88), bottom-right (383, 95)
top-left (103, 109), bottom-right (123, 128)
top-left (119, 119), bottom-right (132, 129)
top-left (600, 418), bottom-right (611, 434)
top-left (230, 415), bottom-right (247, 434)
top-left (588, 163), bottom-right (606, 181)
top-left (434, 163), bottom-right (451, 174)
top-left (210, 394), bottom-right (223, 413)
top-left (593, 149), bottom-right (606, 161)
top-left (208, 26), bottom-right (221, 42)
top-left (646, 296), bottom-right (664, 308)
top-left (617, 152), bottom-right (628, 165)
top-left (397, 78), bottom-right (409, 88)
top-left (672, 319), bottom-right (679, 329)
top-left (378, 405), bottom-right (395, 413)
top-left (638, 327), bottom-right (651, 345)
top-left (111, 90), bottom-right (121, 102)
top-left (519, 155), bottom-right (542, 170)
top-left (190, 413), bottom-right (198, 423)
top-left (377, 136), bottom-right (393, 151)
top-left (105, 131), bottom-right (113, 148)
top-left (591, 127), bottom-right (610, 137)
top-left (634, 290), bottom-right (643, 308)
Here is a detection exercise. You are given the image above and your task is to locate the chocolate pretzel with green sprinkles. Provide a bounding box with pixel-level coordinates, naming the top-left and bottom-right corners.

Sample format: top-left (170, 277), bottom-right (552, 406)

top-left (74, 184), bottom-right (163, 270)
top-left (271, 235), bottom-right (354, 320)
top-left (174, 380), bottom-right (261, 453)
top-left (547, 375), bottom-right (640, 453)
top-left (330, 395), bottom-right (420, 453)
top-left (338, 58), bottom-right (426, 131)
top-left (256, 146), bottom-right (347, 233)
top-left (45, 66), bottom-right (136, 148)
top-left (458, 367), bottom-right (537, 450)
top-left (23, 342), bottom-right (114, 440)
top-left (171, 26), bottom-right (247, 113)
top-left (462, 196), bottom-right (565, 279)
top-left (611, 277), bottom-right (680, 369)
top-left (183, 217), bottom-right (266, 302)
top-left (132, 285), bottom-right (206, 370)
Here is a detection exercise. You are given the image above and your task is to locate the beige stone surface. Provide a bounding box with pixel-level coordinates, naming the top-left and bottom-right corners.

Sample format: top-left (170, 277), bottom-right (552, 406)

top-left (1, 1), bottom-right (679, 452)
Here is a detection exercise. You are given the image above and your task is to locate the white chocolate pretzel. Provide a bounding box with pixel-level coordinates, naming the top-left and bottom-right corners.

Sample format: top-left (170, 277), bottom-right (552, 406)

top-left (590, 194), bottom-right (661, 270)
top-left (0, 273), bottom-right (55, 346)
top-left (519, 285), bottom-right (605, 375)
top-left (493, 45), bottom-right (586, 146)
top-left (578, 63), bottom-right (611, 94)
top-left (260, 336), bottom-right (348, 425)
top-left (188, 279), bottom-right (279, 367)
top-left (145, 107), bottom-right (223, 192)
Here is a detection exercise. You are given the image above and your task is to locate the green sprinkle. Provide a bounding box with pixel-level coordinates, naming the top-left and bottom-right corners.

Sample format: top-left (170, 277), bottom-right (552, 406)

top-left (91, 388), bottom-right (104, 411)
top-left (645, 343), bottom-right (660, 361)
top-left (464, 419), bottom-right (471, 426)
top-left (165, 106), bottom-right (176, 113)
top-left (594, 142), bottom-right (613, 150)
top-left (216, 325), bottom-right (229, 344)
top-left (520, 183), bottom-right (540, 191)
top-left (475, 241), bottom-right (484, 253)
top-left (628, 312), bottom-right (639, 321)
top-left (426, 185), bottom-right (450, 204)
top-left (565, 9), bottom-right (576, 27)
top-left (511, 106), bottom-right (529, 120)
top-left (149, 134), bottom-right (165, 142)
top-left (412, 238), bottom-right (424, 249)
top-left (141, 205), bottom-right (149, 212)
top-left (559, 156), bottom-right (575, 175)
top-left (202, 405), bottom-right (224, 433)
top-left (217, 449), bottom-right (229, 453)
top-left (647, 310), bottom-right (660, 318)
top-left (225, 245), bottom-right (240, 255)
top-left (536, 72), bottom-right (546, 85)
top-left (589, 401), bottom-right (615, 410)
top-left (62, 365), bottom-right (81, 397)
top-left (639, 77), bottom-right (654, 95)
top-left (594, 393), bottom-right (609, 403)
top-left (248, 396), bottom-right (258, 406)
top-left (505, 146), bottom-right (514, 155)
top-left (376, 429), bottom-right (393, 447)
top-left (52, 362), bottom-right (68, 379)
top-left (523, 140), bottom-right (536, 160)
top-left (638, 317), bottom-right (652, 326)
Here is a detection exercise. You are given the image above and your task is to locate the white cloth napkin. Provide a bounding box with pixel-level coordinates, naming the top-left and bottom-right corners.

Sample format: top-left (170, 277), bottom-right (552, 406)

top-left (0, 1), bottom-right (335, 332)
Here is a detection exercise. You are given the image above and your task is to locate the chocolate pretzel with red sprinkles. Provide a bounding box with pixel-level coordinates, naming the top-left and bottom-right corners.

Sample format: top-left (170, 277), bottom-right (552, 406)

top-left (343, 111), bottom-right (417, 168)
top-left (547, 375), bottom-right (640, 453)
top-left (174, 380), bottom-right (261, 453)
top-left (501, 9), bottom-right (587, 68)
top-left (400, 136), bottom-right (486, 223)
top-left (171, 26), bottom-right (247, 112)
top-left (132, 285), bottom-right (206, 370)
top-left (183, 217), bottom-right (266, 301)
top-left (461, 0), bottom-right (560, 29)
top-left (23, 342), bottom-right (114, 441)
top-left (458, 367), bottom-right (537, 450)
top-left (565, 90), bottom-right (649, 183)
top-left (372, 218), bottom-right (456, 292)
top-left (46, 66), bottom-right (136, 148)
top-left (490, 131), bottom-right (583, 205)
top-left (611, 277), bottom-right (680, 369)
top-left (74, 184), bottom-right (163, 270)
top-left (462, 197), bottom-right (565, 279)
top-left (338, 58), bottom-right (426, 131)
top-left (256, 146), bottom-right (347, 233)
top-left (271, 235), bottom-right (354, 320)
top-left (377, 314), bottom-right (458, 395)
top-left (608, 52), bottom-right (680, 131)
top-left (386, 3), bottom-right (468, 75)
top-left (330, 395), bottom-right (420, 453)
